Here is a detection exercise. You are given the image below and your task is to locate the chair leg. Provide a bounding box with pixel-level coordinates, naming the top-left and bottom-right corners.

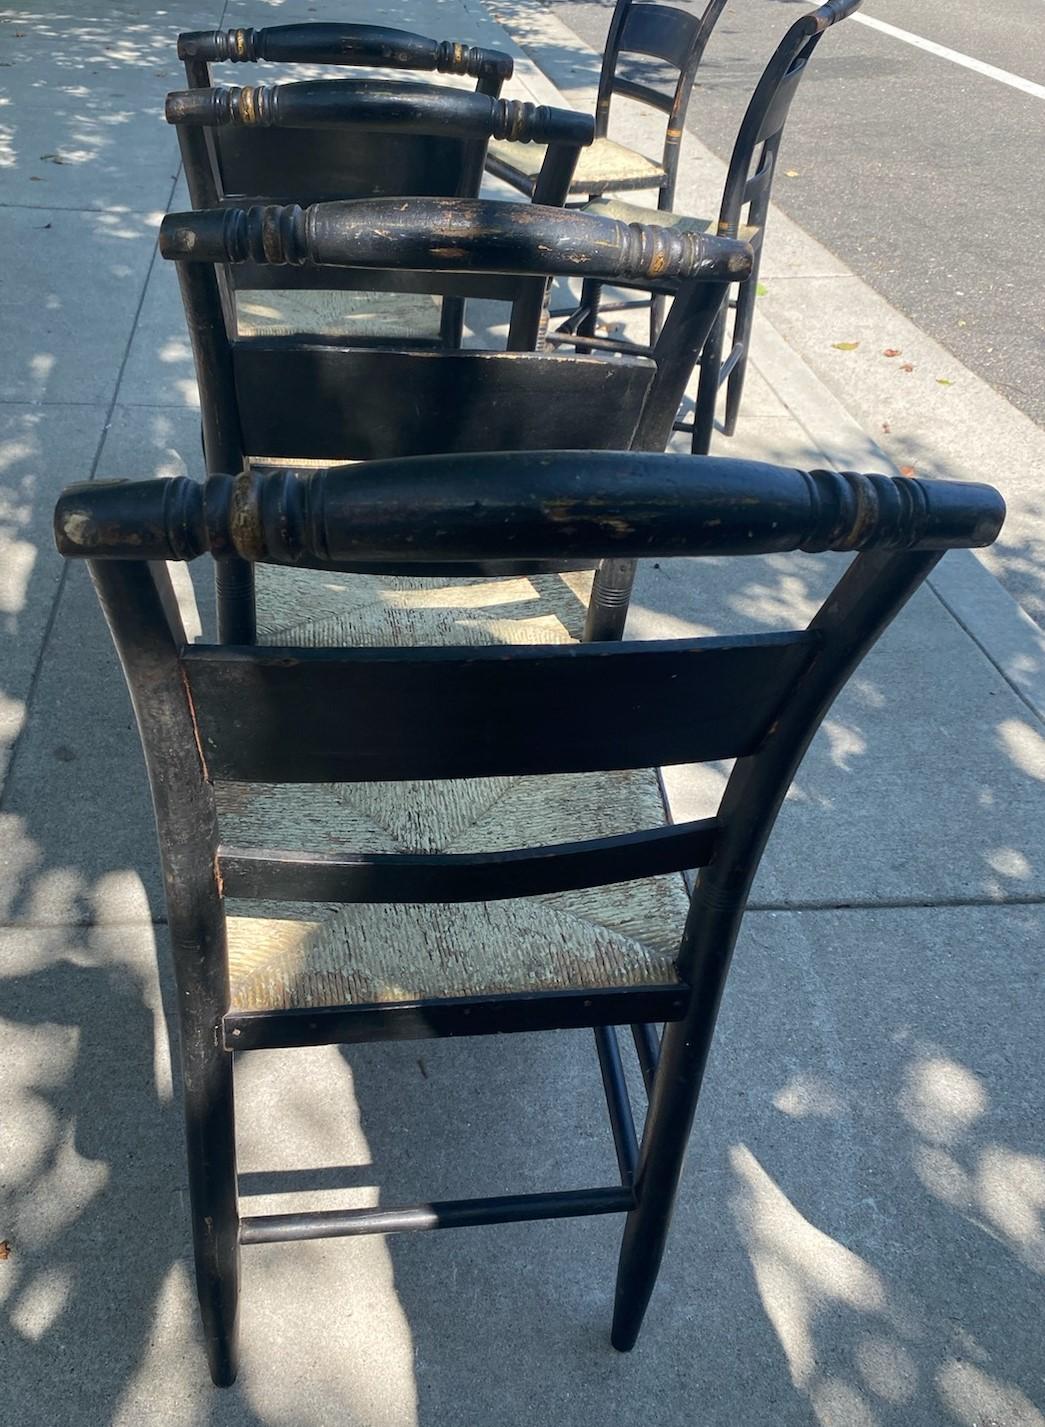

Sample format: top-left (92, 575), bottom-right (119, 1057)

top-left (216, 557), bottom-right (256, 644)
top-left (584, 558), bottom-right (636, 642)
top-left (649, 292), bottom-right (665, 348)
top-left (181, 1022), bottom-right (241, 1386)
top-left (610, 1017), bottom-right (706, 1350)
top-left (723, 279), bottom-right (758, 437)
top-left (575, 278), bottom-right (603, 356)
top-left (439, 294), bottom-right (466, 350)
top-left (691, 303), bottom-right (727, 455)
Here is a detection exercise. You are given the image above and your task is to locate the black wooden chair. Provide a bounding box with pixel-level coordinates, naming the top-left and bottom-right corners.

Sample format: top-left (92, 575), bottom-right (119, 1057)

top-left (168, 79), bottom-right (594, 349)
top-left (54, 455), bottom-right (1004, 1387)
top-left (486, 0), bottom-right (727, 211)
top-left (178, 21), bottom-right (514, 98)
top-left (553, 0), bottom-right (863, 445)
top-left (159, 197), bottom-right (752, 642)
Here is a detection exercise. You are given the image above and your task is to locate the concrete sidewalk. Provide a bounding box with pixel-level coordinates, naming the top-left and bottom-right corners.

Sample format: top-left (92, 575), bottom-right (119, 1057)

top-left (1, 1), bottom-right (1043, 1424)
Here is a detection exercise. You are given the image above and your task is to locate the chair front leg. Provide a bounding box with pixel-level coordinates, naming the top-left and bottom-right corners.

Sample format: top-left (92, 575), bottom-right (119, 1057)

top-left (723, 267), bottom-right (759, 437)
top-left (649, 292), bottom-right (666, 348)
top-left (584, 557), bottom-right (636, 642)
top-left (181, 1023), bottom-right (241, 1386)
top-left (216, 557), bottom-right (257, 644)
top-left (575, 277), bottom-right (603, 356)
top-left (691, 300), bottom-right (728, 455)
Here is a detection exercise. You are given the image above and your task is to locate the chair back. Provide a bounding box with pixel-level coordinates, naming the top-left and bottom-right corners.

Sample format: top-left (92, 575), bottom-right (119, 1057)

top-left (178, 21), bottom-right (514, 97)
top-left (159, 197), bottom-right (753, 478)
top-left (596, 0), bottom-right (729, 204)
top-left (168, 80), bottom-right (595, 348)
top-left (718, 0), bottom-right (863, 235)
top-left (54, 456), bottom-right (1004, 1013)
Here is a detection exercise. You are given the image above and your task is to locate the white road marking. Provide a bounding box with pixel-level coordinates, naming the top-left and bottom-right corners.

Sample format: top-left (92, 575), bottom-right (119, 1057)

top-left (852, 13), bottom-right (1045, 100)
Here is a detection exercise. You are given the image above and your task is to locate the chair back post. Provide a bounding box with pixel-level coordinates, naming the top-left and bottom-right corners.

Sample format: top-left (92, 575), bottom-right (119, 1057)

top-left (615, 540), bottom-right (944, 1345)
top-left (594, 0), bottom-right (634, 138)
top-left (174, 257), bottom-right (245, 476)
top-left (86, 554), bottom-right (240, 1376)
top-left (635, 277), bottom-right (734, 447)
top-left (718, 0), bottom-right (862, 235)
top-left (176, 120), bottom-right (221, 212)
top-left (173, 251), bottom-right (253, 641)
top-left (506, 141), bottom-right (587, 350)
top-left (86, 557), bottom-right (227, 986)
top-left (658, 0), bottom-right (728, 210)
top-left (597, 0), bottom-right (729, 203)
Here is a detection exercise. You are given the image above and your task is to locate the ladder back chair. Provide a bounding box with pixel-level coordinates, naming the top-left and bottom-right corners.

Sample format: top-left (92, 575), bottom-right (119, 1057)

top-left (558, 0), bottom-right (863, 434)
top-left (486, 0), bottom-right (727, 212)
top-left (160, 197), bottom-right (752, 642)
top-left (178, 21), bottom-right (515, 98)
top-left (54, 455), bottom-right (1005, 1387)
top-left (168, 78), bottom-right (594, 350)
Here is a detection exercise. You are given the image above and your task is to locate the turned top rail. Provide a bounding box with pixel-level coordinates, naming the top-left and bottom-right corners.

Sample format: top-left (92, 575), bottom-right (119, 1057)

top-left (177, 22), bottom-right (515, 82)
top-left (54, 456), bottom-right (1005, 568)
top-left (165, 79), bottom-right (593, 148)
top-left (158, 198), bottom-right (754, 288)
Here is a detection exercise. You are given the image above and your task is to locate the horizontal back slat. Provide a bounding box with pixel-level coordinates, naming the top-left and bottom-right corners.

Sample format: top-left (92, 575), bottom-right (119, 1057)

top-left (217, 818), bottom-right (719, 904)
top-left (226, 262), bottom-right (521, 300)
top-left (619, 4), bottom-right (698, 68)
top-left (757, 55), bottom-right (808, 144)
top-left (233, 345), bottom-right (654, 460)
top-left (185, 633), bottom-right (819, 783)
top-left (610, 76), bottom-right (675, 115)
top-left (213, 127), bottom-right (467, 207)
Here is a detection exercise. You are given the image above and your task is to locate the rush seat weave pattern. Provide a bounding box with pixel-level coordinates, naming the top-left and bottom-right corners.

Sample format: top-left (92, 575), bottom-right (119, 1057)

top-left (218, 567), bottom-right (688, 1009)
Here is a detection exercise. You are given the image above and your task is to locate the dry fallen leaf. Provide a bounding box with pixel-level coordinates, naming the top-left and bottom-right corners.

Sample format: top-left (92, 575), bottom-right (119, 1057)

top-left (831, 341), bottom-right (860, 352)
top-left (936, 377), bottom-right (954, 386)
top-left (882, 348), bottom-right (902, 358)
top-left (882, 422), bottom-right (891, 433)
top-left (0, 1240), bottom-right (10, 1260)
top-left (900, 362), bottom-right (914, 373)
top-left (784, 169), bottom-right (800, 178)
top-left (899, 466), bottom-right (916, 477)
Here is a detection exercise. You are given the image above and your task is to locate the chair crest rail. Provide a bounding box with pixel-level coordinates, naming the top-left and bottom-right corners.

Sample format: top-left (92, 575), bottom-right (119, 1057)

top-left (158, 199), bottom-right (752, 284)
top-left (165, 82), bottom-right (590, 147)
top-left (53, 459), bottom-right (1005, 566)
top-left (177, 24), bottom-right (514, 81)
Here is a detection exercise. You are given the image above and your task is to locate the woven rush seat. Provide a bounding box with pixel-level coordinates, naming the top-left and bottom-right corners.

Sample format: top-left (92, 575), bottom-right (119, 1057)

top-left (235, 288), bottom-right (443, 341)
top-left (218, 566), bottom-right (688, 1011)
top-left (582, 194), bottom-right (758, 243)
top-left (486, 135), bottom-right (665, 194)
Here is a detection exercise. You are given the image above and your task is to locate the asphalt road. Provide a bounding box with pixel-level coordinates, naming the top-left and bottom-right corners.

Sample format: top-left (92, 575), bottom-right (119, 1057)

top-left (547, 0), bottom-right (1045, 428)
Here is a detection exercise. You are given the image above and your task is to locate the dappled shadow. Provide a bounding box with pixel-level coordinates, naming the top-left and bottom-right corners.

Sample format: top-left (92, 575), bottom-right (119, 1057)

top-left (718, 918), bottom-right (1045, 1427)
top-left (4, 1), bottom-right (1045, 1424)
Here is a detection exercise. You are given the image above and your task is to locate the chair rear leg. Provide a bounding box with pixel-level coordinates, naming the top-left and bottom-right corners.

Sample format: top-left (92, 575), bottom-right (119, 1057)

top-left (181, 1018), bottom-right (241, 1386)
top-left (723, 278), bottom-right (758, 437)
top-left (216, 558), bottom-right (256, 644)
top-left (610, 1017), bottom-right (707, 1350)
top-left (649, 292), bottom-right (665, 348)
top-left (575, 278), bottom-right (603, 356)
top-left (584, 558), bottom-right (636, 641)
top-left (691, 304), bottom-right (727, 455)
top-left (439, 295), bottom-right (467, 350)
